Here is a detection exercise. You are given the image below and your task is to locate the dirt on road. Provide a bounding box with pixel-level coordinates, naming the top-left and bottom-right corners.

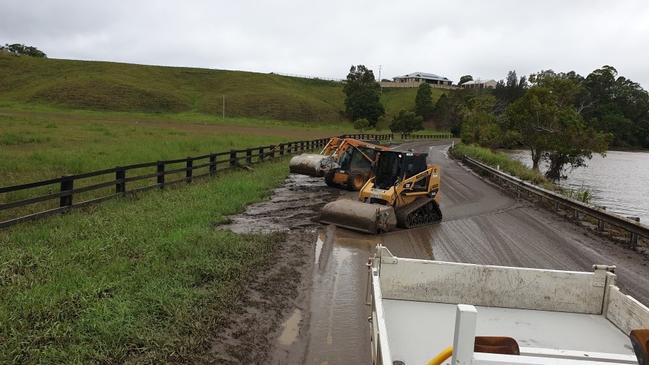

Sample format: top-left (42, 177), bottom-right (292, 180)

top-left (216, 140), bottom-right (649, 364)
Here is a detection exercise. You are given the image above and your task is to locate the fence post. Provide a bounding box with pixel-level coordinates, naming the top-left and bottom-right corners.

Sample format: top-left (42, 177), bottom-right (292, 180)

top-left (59, 175), bottom-right (74, 208)
top-left (229, 150), bottom-right (237, 168)
top-left (115, 168), bottom-right (126, 194)
top-left (300, 141), bottom-right (305, 152)
top-left (186, 157), bottom-right (193, 183)
top-left (209, 153), bottom-right (217, 176)
top-left (270, 145), bottom-right (275, 159)
top-left (157, 161), bottom-right (165, 188)
top-left (280, 143), bottom-right (285, 156)
top-left (259, 147), bottom-right (265, 161)
top-left (246, 149), bottom-right (252, 164)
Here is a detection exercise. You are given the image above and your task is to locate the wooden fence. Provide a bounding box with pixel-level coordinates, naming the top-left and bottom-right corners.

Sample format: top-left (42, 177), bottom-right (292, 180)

top-left (0, 133), bottom-right (454, 228)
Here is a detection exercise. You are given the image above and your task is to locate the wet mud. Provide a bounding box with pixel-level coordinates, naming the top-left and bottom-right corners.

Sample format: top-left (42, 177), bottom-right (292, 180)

top-left (213, 174), bottom-right (343, 364)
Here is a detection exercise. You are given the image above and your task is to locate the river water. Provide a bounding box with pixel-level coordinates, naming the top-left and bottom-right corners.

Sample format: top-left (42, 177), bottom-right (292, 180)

top-left (506, 150), bottom-right (649, 224)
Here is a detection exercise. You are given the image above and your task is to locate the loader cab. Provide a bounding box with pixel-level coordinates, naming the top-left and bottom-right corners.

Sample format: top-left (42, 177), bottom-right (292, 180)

top-left (374, 151), bottom-right (428, 190)
top-left (338, 146), bottom-right (380, 172)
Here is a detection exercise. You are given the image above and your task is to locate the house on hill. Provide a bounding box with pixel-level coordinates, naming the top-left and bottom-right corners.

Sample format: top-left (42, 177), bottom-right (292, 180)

top-left (460, 79), bottom-right (497, 89)
top-left (380, 72), bottom-right (455, 89)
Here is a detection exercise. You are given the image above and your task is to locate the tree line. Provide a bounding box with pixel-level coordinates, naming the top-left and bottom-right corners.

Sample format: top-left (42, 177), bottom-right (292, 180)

top-left (434, 67), bottom-right (649, 180)
top-left (0, 43), bottom-right (47, 58)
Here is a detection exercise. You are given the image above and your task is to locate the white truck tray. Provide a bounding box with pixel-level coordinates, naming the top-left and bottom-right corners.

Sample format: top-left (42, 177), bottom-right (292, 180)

top-left (370, 246), bottom-right (649, 365)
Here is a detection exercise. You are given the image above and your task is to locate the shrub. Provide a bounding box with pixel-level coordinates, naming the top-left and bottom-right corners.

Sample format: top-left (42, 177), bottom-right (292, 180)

top-left (389, 110), bottom-right (423, 133)
top-left (353, 118), bottom-right (370, 131)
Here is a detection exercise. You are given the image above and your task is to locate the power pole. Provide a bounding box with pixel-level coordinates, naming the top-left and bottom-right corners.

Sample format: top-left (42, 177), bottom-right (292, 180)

top-left (378, 64), bottom-right (383, 95)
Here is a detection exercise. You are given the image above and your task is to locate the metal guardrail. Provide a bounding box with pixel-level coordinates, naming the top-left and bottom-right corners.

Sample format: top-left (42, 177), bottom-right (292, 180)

top-left (0, 133), bottom-right (454, 229)
top-left (462, 156), bottom-right (649, 248)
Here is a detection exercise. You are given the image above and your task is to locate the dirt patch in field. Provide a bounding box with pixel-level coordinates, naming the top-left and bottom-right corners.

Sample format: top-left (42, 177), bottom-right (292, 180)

top-left (212, 174), bottom-right (342, 363)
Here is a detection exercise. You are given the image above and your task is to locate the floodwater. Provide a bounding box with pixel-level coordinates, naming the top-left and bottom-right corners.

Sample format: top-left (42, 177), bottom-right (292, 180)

top-left (506, 150), bottom-right (649, 224)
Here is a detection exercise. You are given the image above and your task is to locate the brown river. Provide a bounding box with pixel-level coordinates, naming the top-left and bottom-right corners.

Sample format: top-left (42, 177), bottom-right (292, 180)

top-left (507, 149), bottom-right (649, 225)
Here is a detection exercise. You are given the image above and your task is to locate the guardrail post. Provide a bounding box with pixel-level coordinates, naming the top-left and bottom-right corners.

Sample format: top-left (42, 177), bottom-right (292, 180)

top-left (259, 147), bottom-right (265, 161)
top-left (59, 175), bottom-right (74, 208)
top-left (597, 219), bottom-right (604, 232)
top-left (246, 149), bottom-right (252, 164)
top-left (630, 232), bottom-right (639, 248)
top-left (229, 150), bottom-right (237, 167)
top-left (157, 161), bottom-right (165, 188)
top-left (573, 208), bottom-right (579, 220)
top-left (300, 141), bottom-right (305, 152)
top-left (279, 144), bottom-right (285, 156)
top-left (186, 157), bottom-right (193, 183)
top-left (209, 153), bottom-right (217, 176)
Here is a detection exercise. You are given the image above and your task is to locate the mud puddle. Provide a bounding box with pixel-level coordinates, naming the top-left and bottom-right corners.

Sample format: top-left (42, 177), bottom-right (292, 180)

top-left (221, 174), bottom-right (341, 233)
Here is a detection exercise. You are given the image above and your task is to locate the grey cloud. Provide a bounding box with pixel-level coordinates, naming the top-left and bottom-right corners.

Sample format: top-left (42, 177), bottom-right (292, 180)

top-left (2, 0), bottom-right (648, 87)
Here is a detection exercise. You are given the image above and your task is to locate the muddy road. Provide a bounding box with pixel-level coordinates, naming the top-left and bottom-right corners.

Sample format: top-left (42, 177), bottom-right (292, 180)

top-left (221, 140), bottom-right (649, 364)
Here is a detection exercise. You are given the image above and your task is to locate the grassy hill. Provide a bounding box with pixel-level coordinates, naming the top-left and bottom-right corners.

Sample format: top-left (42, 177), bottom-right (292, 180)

top-left (0, 54), bottom-right (444, 123)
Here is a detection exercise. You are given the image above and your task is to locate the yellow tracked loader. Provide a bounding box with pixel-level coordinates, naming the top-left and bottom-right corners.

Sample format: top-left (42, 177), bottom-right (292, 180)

top-left (319, 150), bottom-right (442, 233)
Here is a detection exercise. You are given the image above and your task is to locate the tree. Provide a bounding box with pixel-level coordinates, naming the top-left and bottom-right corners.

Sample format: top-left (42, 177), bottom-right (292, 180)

top-left (581, 65), bottom-right (649, 148)
top-left (460, 94), bottom-right (500, 146)
top-left (458, 75), bottom-right (473, 85)
top-left (433, 90), bottom-right (472, 136)
top-left (506, 87), bottom-right (565, 171)
top-left (389, 110), bottom-right (423, 133)
top-left (343, 65), bottom-right (385, 126)
top-left (1, 43), bottom-right (46, 58)
top-left (414, 83), bottom-right (434, 119)
top-left (506, 86), bottom-right (610, 179)
top-left (493, 70), bottom-right (527, 110)
top-left (353, 118), bottom-right (370, 131)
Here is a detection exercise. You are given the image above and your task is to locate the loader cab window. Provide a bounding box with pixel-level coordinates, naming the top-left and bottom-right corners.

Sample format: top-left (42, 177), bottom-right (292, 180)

top-left (404, 154), bottom-right (428, 190)
top-left (338, 148), bottom-right (353, 170)
top-left (375, 152), bottom-right (402, 189)
top-left (349, 148), bottom-right (372, 171)
top-left (404, 154), bottom-right (427, 178)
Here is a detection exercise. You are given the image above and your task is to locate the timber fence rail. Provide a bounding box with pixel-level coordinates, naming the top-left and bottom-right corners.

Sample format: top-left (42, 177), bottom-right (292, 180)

top-left (462, 155), bottom-right (649, 248)
top-left (0, 133), bottom-right (453, 228)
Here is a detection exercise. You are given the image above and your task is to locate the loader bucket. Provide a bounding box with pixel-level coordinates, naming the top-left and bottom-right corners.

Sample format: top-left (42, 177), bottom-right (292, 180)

top-left (319, 199), bottom-right (397, 234)
top-left (289, 154), bottom-right (327, 177)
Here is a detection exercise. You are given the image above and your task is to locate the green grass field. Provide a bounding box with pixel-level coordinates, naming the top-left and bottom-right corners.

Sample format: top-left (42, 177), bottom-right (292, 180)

top-left (0, 54), bottom-right (442, 123)
top-left (0, 106), bottom-right (341, 186)
top-left (0, 159), bottom-right (290, 364)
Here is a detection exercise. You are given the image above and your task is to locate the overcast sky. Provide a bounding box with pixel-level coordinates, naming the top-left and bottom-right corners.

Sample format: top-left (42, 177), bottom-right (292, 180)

top-left (2, 0), bottom-right (649, 87)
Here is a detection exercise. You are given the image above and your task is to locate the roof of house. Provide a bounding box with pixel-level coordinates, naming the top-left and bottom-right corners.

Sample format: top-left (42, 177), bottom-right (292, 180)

top-left (393, 72), bottom-right (451, 82)
top-left (462, 79), bottom-right (497, 85)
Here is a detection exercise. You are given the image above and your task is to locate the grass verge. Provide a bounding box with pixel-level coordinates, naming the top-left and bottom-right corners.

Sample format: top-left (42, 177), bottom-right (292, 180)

top-left (0, 159), bottom-right (290, 364)
top-left (450, 143), bottom-right (549, 185)
top-left (450, 143), bottom-right (594, 203)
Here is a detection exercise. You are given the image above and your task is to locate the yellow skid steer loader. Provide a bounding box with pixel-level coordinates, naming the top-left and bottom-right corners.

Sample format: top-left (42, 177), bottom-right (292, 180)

top-left (319, 150), bottom-right (442, 233)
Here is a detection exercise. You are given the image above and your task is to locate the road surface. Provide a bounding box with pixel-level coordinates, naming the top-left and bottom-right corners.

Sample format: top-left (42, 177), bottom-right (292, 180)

top-left (270, 140), bottom-right (649, 365)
